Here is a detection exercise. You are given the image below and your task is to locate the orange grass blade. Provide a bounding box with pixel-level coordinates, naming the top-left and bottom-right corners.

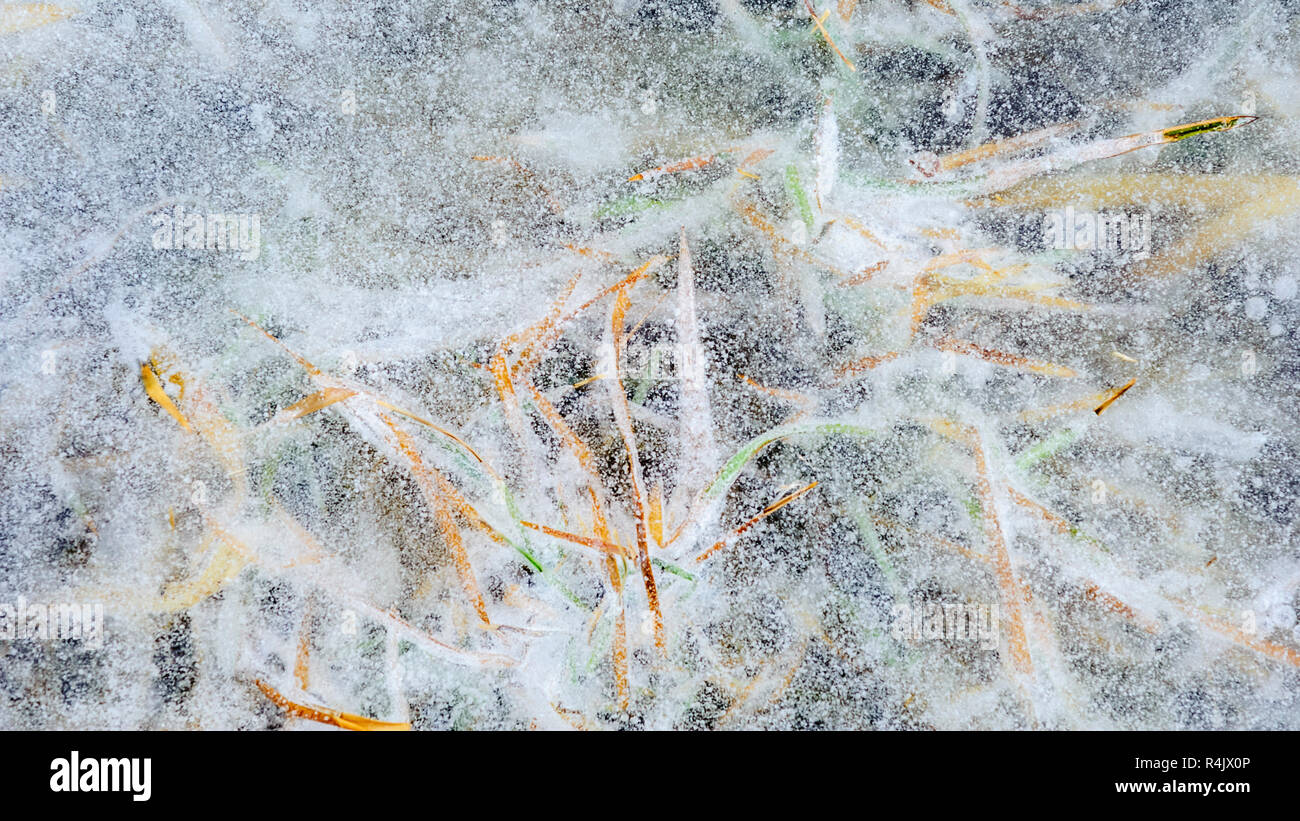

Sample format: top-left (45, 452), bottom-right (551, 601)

top-left (1173, 601), bottom-right (1300, 668)
top-left (488, 350), bottom-right (532, 449)
top-left (804, 0), bottom-right (856, 71)
top-left (837, 214), bottom-right (886, 248)
top-left (736, 148), bottom-right (774, 177)
top-left (564, 256), bottom-right (666, 323)
top-left (509, 257), bottom-right (666, 381)
top-left (519, 519), bottom-right (631, 558)
top-left (506, 267), bottom-right (585, 379)
top-left (611, 608), bottom-right (630, 709)
top-left (696, 481), bottom-right (819, 562)
top-left (834, 351), bottom-right (899, 380)
top-left (738, 374), bottom-right (816, 407)
top-left (628, 154), bottom-right (717, 182)
top-left (231, 311), bottom-right (322, 376)
top-left (294, 603), bottom-right (313, 691)
top-left (255, 680), bottom-right (411, 731)
top-left (936, 337), bottom-right (1077, 378)
top-left (1094, 377), bottom-right (1136, 415)
top-left (733, 198), bottom-right (850, 278)
top-left (1082, 584), bottom-right (1159, 634)
top-left (378, 412), bottom-right (490, 626)
top-left (438, 474), bottom-right (512, 547)
top-left (589, 488), bottom-right (629, 710)
top-left (521, 367), bottom-right (632, 705)
top-left (1003, 486), bottom-right (1160, 633)
top-left (521, 379), bottom-right (601, 480)
top-left (371, 398), bottom-right (491, 470)
top-left (471, 155), bottom-right (564, 214)
top-left (607, 287), bottom-right (666, 654)
top-left (233, 312), bottom-right (495, 476)
top-left (566, 244), bottom-right (619, 263)
top-left (836, 259), bottom-right (887, 288)
top-left (550, 702), bottom-right (595, 730)
top-left (1018, 391), bottom-right (1114, 422)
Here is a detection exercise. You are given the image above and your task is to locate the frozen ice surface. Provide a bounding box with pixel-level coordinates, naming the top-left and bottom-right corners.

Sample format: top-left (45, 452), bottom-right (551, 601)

top-left (1, 0), bottom-right (1299, 730)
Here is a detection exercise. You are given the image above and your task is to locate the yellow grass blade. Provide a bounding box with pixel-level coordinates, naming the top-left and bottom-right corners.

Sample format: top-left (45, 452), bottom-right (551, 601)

top-left (276, 387), bottom-right (356, 421)
top-left (649, 482), bottom-right (665, 548)
top-left (1129, 179), bottom-right (1300, 278)
top-left (154, 529), bottom-right (250, 613)
top-left (140, 362), bottom-right (192, 431)
top-left (977, 172), bottom-right (1292, 212)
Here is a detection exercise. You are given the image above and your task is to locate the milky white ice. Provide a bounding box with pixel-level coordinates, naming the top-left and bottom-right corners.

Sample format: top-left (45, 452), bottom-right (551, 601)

top-left (1, 0), bottom-right (1298, 730)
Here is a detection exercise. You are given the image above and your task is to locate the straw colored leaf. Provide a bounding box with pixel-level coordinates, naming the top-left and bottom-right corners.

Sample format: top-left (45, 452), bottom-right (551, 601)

top-left (154, 530), bottom-right (250, 613)
top-left (0, 3), bottom-right (74, 34)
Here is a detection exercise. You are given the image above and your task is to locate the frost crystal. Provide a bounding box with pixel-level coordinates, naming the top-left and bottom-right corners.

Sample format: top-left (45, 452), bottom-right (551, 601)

top-left (1, 0), bottom-right (1298, 731)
